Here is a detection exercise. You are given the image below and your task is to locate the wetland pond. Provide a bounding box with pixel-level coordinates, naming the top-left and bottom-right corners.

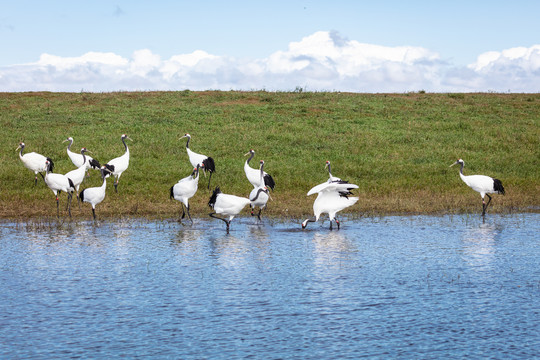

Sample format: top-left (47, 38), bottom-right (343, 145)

top-left (1, 214), bottom-right (539, 359)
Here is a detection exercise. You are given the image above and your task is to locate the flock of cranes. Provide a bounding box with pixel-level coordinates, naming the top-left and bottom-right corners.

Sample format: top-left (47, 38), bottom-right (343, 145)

top-left (17, 134), bottom-right (506, 231)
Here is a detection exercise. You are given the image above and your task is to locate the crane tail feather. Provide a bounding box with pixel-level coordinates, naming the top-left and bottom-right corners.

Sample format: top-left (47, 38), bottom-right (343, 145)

top-left (202, 157), bottom-right (215, 173)
top-left (493, 178), bottom-right (505, 195)
top-left (264, 174), bottom-right (276, 191)
top-left (208, 186), bottom-right (221, 209)
top-left (46, 158), bottom-right (55, 172)
top-left (89, 159), bottom-right (101, 169)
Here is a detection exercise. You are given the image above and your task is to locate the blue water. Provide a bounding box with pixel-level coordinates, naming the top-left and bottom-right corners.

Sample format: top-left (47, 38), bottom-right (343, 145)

top-left (0, 214), bottom-right (539, 359)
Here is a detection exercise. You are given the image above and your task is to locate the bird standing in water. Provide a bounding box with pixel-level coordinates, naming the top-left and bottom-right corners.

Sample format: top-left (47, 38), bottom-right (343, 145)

top-left (450, 158), bottom-right (505, 216)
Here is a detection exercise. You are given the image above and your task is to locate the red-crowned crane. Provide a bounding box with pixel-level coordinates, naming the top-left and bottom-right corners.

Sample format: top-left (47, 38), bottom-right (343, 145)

top-left (43, 160), bottom-right (75, 217)
top-left (104, 134), bottom-right (132, 193)
top-left (63, 137), bottom-right (100, 172)
top-left (16, 142), bottom-right (54, 185)
top-left (450, 158), bottom-right (505, 216)
top-left (208, 186), bottom-right (250, 233)
top-left (302, 181), bottom-right (359, 230)
top-left (80, 166), bottom-right (112, 221)
top-left (64, 148), bottom-right (91, 207)
top-left (180, 133), bottom-right (215, 189)
top-left (244, 149), bottom-right (275, 190)
top-left (249, 160), bottom-right (271, 221)
top-left (170, 164), bottom-right (202, 224)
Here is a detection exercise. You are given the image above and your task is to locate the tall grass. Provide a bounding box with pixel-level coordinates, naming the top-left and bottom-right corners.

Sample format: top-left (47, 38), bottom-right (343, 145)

top-left (1, 91), bottom-right (538, 219)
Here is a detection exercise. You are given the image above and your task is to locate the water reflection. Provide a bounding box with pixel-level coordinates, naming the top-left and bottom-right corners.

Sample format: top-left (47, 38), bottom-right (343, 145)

top-left (0, 214), bottom-right (539, 359)
top-left (461, 220), bottom-right (501, 271)
top-left (311, 231), bottom-right (357, 268)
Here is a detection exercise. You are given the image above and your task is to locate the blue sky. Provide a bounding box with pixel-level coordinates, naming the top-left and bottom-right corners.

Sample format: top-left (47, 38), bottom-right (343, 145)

top-left (1, 1), bottom-right (540, 92)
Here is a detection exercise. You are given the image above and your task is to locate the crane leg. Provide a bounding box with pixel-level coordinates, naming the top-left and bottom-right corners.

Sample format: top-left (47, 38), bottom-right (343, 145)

top-left (186, 205), bottom-right (193, 225)
top-left (257, 209), bottom-right (262, 221)
top-left (335, 216), bottom-right (341, 230)
top-left (482, 194), bottom-right (493, 216)
top-left (92, 208), bottom-right (96, 221)
top-left (210, 212), bottom-right (230, 231)
top-left (207, 172), bottom-right (213, 190)
top-left (67, 193), bottom-right (72, 217)
top-left (56, 196), bottom-right (60, 218)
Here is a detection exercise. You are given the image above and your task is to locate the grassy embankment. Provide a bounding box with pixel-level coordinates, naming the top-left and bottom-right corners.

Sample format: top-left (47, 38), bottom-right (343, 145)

top-left (0, 91), bottom-right (538, 220)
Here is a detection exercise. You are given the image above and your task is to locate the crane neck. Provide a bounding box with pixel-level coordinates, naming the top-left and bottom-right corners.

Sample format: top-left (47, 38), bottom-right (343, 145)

top-left (459, 162), bottom-right (464, 175)
top-left (327, 163), bottom-right (333, 178)
top-left (67, 139), bottom-right (73, 150)
top-left (19, 146), bottom-right (24, 159)
top-left (246, 151), bottom-right (254, 165)
top-left (185, 136), bottom-right (191, 149)
top-left (250, 188), bottom-right (268, 202)
top-left (122, 137), bottom-right (129, 152)
top-left (259, 163), bottom-right (265, 182)
top-left (81, 151), bottom-right (86, 164)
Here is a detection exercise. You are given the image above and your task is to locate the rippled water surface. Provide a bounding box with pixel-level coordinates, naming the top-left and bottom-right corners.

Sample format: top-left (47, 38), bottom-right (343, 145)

top-left (1, 214), bottom-right (539, 359)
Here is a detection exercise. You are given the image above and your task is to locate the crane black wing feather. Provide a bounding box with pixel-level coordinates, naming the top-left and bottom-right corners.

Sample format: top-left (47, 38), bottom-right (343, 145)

top-left (493, 178), bottom-right (505, 195)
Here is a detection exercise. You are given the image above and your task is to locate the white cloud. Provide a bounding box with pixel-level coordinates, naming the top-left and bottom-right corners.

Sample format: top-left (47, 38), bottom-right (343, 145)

top-left (0, 31), bottom-right (539, 92)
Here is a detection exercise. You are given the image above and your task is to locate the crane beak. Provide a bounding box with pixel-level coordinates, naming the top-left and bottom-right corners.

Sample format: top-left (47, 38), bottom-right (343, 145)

top-left (449, 161), bottom-right (458, 167)
top-left (126, 136), bottom-right (133, 141)
top-left (62, 139), bottom-right (69, 143)
top-left (244, 151), bottom-right (251, 156)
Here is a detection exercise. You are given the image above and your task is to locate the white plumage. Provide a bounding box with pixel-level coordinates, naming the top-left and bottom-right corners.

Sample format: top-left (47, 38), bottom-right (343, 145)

top-left (208, 186), bottom-right (251, 232)
top-left (180, 133), bottom-right (215, 189)
top-left (63, 137), bottom-right (100, 170)
top-left (64, 148), bottom-right (90, 200)
top-left (17, 142), bottom-right (53, 185)
top-left (302, 181), bottom-right (359, 230)
top-left (44, 160), bottom-right (75, 217)
top-left (170, 164), bottom-right (201, 224)
top-left (104, 134), bottom-right (131, 193)
top-left (249, 160), bottom-right (271, 221)
top-left (450, 158), bottom-right (505, 216)
top-left (244, 149), bottom-right (275, 190)
top-left (80, 166), bottom-right (111, 221)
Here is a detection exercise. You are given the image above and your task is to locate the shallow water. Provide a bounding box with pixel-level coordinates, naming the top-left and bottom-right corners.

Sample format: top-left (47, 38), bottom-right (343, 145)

top-left (1, 214), bottom-right (539, 359)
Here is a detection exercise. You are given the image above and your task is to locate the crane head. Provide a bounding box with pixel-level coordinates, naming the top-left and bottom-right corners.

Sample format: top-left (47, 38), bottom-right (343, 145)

top-left (16, 142), bottom-right (25, 151)
top-left (122, 134), bottom-right (132, 141)
top-left (325, 160), bottom-right (330, 169)
top-left (62, 137), bottom-right (73, 143)
top-left (449, 159), bottom-right (464, 167)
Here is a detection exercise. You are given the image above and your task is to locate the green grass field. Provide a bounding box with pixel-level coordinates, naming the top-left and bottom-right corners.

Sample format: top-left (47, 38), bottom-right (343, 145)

top-left (1, 91), bottom-right (539, 220)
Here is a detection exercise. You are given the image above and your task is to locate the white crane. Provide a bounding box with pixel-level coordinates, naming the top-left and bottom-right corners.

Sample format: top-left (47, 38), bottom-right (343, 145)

top-left (302, 181), bottom-right (359, 230)
top-left (180, 133), bottom-right (215, 189)
top-left (80, 166), bottom-right (112, 221)
top-left (169, 164), bottom-right (201, 224)
top-left (64, 148), bottom-right (91, 206)
top-left (16, 142), bottom-right (54, 185)
top-left (249, 160), bottom-right (271, 221)
top-left (63, 137), bottom-right (100, 171)
top-left (244, 149), bottom-right (275, 190)
top-left (208, 186), bottom-right (251, 232)
top-left (43, 160), bottom-right (75, 217)
top-left (104, 134), bottom-right (132, 193)
top-left (450, 158), bottom-right (505, 216)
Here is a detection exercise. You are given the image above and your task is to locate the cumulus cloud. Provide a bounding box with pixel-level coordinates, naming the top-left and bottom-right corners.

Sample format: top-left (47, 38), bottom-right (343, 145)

top-left (0, 31), bottom-right (539, 92)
